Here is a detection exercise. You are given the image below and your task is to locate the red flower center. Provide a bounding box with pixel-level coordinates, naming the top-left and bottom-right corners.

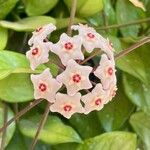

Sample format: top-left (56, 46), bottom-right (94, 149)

top-left (107, 67), bottom-right (113, 76)
top-left (64, 105), bottom-right (72, 112)
top-left (72, 74), bottom-right (81, 83)
top-left (32, 48), bottom-right (39, 56)
top-left (36, 27), bottom-right (43, 32)
top-left (64, 42), bottom-right (73, 50)
top-left (39, 83), bottom-right (47, 92)
top-left (87, 33), bottom-right (95, 39)
top-left (95, 98), bottom-right (102, 106)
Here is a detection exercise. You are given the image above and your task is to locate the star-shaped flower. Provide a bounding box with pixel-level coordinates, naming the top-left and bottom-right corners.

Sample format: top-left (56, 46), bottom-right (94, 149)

top-left (82, 84), bottom-right (106, 114)
top-left (50, 92), bottom-right (84, 118)
top-left (51, 33), bottom-right (84, 66)
top-left (56, 59), bottom-right (92, 96)
top-left (28, 23), bottom-right (56, 46)
top-left (26, 41), bottom-right (52, 70)
top-left (105, 82), bottom-right (117, 104)
top-left (31, 68), bottom-right (62, 103)
top-left (94, 54), bottom-right (116, 90)
top-left (71, 24), bottom-right (106, 53)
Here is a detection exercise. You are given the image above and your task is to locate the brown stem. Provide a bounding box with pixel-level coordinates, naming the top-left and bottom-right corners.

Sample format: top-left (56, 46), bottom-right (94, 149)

top-left (0, 104), bottom-right (8, 150)
top-left (67, 0), bottom-right (77, 36)
top-left (30, 102), bottom-right (51, 150)
top-left (0, 99), bottom-right (43, 133)
top-left (115, 36), bottom-right (150, 60)
top-left (80, 50), bottom-right (102, 65)
top-left (96, 18), bottom-right (150, 30)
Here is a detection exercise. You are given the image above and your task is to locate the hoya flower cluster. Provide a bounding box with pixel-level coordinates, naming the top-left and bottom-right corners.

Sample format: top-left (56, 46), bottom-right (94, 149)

top-left (26, 23), bottom-right (117, 119)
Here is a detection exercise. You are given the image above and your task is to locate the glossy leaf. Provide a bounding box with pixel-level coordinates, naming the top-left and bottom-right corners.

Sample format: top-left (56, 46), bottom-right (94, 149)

top-left (116, 47), bottom-right (147, 84)
top-left (103, 0), bottom-right (117, 35)
top-left (122, 45), bottom-right (150, 112)
top-left (0, 27), bottom-right (8, 50)
top-left (123, 73), bottom-right (150, 112)
top-left (25, 0), bottom-right (58, 16)
top-left (0, 0), bottom-right (19, 19)
top-left (64, 0), bottom-right (103, 17)
top-left (19, 115), bottom-right (82, 144)
top-left (0, 73), bottom-right (34, 102)
top-left (97, 81), bottom-right (135, 131)
top-left (77, 132), bottom-right (137, 150)
top-left (0, 16), bottom-right (56, 31)
top-left (0, 51), bottom-right (45, 80)
top-left (130, 112), bottom-right (150, 150)
top-left (56, 18), bottom-right (86, 29)
top-left (69, 112), bottom-right (102, 139)
top-left (116, 0), bottom-right (145, 37)
top-left (6, 129), bottom-right (27, 150)
top-left (0, 103), bottom-right (15, 148)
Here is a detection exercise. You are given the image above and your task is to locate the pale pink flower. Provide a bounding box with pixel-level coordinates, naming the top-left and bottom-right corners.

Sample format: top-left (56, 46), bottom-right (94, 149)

top-left (28, 23), bottom-right (56, 46)
top-left (50, 92), bottom-right (84, 118)
top-left (51, 33), bottom-right (84, 66)
top-left (105, 82), bottom-right (118, 104)
top-left (56, 59), bottom-right (92, 96)
top-left (94, 54), bottom-right (116, 90)
top-left (71, 24), bottom-right (115, 58)
top-left (71, 24), bottom-right (103, 53)
top-left (31, 68), bottom-right (62, 103)
top-left (26, 41), bottom-right (52, 70)
top-left (82, 84), bottom-right (106, 114)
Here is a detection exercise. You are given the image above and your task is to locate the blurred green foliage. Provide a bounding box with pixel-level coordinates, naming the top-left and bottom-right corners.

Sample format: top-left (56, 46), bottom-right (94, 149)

top-left (0, 0), bottom-right (149, 150)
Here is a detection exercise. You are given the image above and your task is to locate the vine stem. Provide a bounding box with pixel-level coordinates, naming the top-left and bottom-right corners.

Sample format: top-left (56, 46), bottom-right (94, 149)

top-left (95, 18), bottom-right (150, 30)
top-left (67, 0), bottom-right (77, 36)
top-left (0, 104), bottom-right (8, 150)
top-left (115, 36), bottom-right (150, 60)
top-left (30, 102), bottom-right (51, 150)
top-left (0, 99), bottom-right (43, 133)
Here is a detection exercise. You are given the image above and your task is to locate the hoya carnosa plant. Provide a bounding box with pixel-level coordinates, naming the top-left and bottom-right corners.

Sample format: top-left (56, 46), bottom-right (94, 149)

top-left (26, 23), bottom-right (117, 119)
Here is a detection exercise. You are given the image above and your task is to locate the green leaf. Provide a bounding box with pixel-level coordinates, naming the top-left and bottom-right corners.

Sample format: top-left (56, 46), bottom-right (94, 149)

top-left (56, 18), bottom-right (86, 29)
top-left (116, 0), bottom-right (145, 37)
top-left (116, 47), bottom-right (147, 84)
top-left (77, 132), bottom-right (137, 150)
top-left (123, 73), bottom-right (150, 112)
top-left (97, 80), bottom-right (135, 131)
top-left (0, 0), bottom-right (19, 19)
top-left (0, 51), bottom-right (45, 80)
top-left (19, 115), bottom-right (82, 144)
top-left (0, 73), bottom-right (34, 102)
top-left (64, 0), bottom-right (103, 17)
top-left (0, 16), bottom-right (56, 32)
top-left (25, 0), bottom-right (58, 16)
top-left (0, 103), bottom-right (15, 148)
top-left (103, 0), bottom-right (117, 35)
top-left (122, 45), bottom-right (150, 112)
top-left (6, 129), bottom-right (27, 150)
top-left (69, 112), bottom-right (102, 139)
top-left (130, 112), bottom-right (150, 150)
top-left (0, 27), bottom-right (8, 50)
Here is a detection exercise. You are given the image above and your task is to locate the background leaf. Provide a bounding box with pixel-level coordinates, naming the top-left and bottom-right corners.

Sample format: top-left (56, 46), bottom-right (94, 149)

top-left (0, 27), bottom-right (8, 50)
top-left (25, 0), bottom-right (58, 16)
top-left (130, 112), bottom-right (150, 150)
top-left (0, 103), bottom-right (15, 148)
top-left (97, 79), bottom-right (135, 131)
top-left (116, 0), bottom-right (145, 37)
top-left (77, 132), bottom-right (137, 150)
top-left (64, 0), bottom-right (103, 17)
top-left (69, 112), bottom-right (102, 139)
top-left (19, 115), bottom-right (82, 144)
top-left (0, 16), bottom-right (56, 32)
top-left (0, 0), bottom-right (19, 19)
